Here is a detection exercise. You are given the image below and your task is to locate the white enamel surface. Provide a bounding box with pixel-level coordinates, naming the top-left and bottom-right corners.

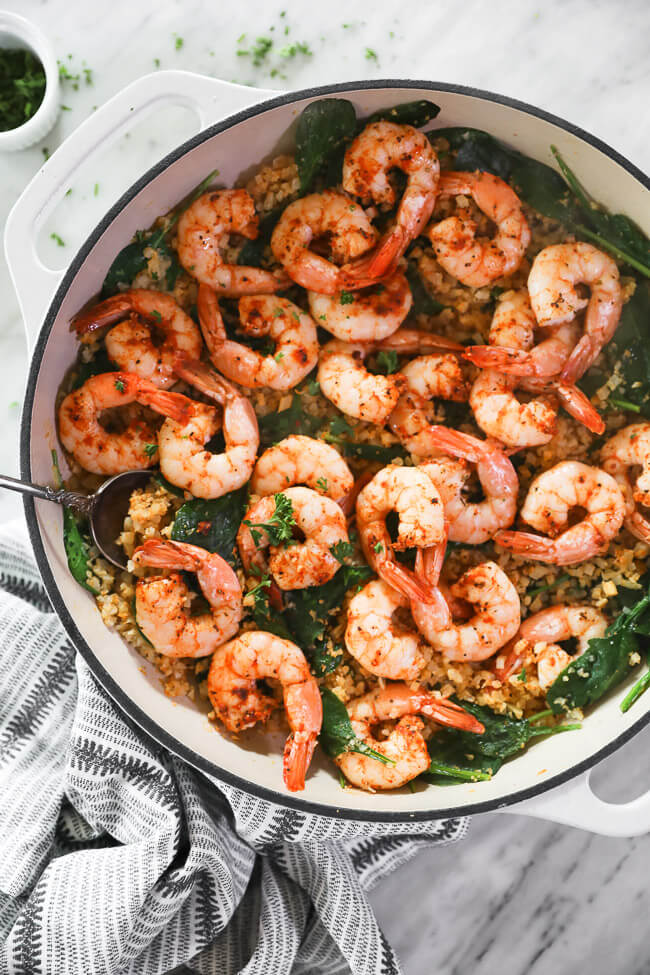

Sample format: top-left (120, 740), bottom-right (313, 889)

top-left (19, 80), bottom-right (650, 819)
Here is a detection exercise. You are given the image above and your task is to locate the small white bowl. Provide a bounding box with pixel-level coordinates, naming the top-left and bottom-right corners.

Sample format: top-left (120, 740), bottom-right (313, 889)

top-left (0, 11), bottom-right (59, 151)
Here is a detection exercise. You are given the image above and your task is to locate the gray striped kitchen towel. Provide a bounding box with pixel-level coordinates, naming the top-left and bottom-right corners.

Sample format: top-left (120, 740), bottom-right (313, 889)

top-left (0, 518), bottom-right (468, 975)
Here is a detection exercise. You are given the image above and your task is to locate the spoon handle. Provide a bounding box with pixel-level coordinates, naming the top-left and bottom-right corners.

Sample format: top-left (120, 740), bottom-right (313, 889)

top-left (0, 474), bottom-right (95, 515)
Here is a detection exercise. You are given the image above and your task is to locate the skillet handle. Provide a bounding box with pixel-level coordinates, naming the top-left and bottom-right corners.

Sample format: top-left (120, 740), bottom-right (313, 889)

top-left (4, 70), bottom-right (276, 354)
top-left (502, 768), bottom-right (650, 837)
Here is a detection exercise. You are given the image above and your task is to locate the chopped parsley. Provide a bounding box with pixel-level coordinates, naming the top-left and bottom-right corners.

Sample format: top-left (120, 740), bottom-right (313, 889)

top-left (339, 290), bottom-right (354, 305)
top-left (516, 668), bottom-right (527, 683)
top-left (315, 476), bottom-right (329, 492)
top-left (151, 309), bottom-right (162, 323)
top-left (50, 233), bottom-right (65, 247)
top-left (244, 492), bottom-right (296, 547)
top-left (374, 542), bottom-right (384, 553)
top-left (331, 540), bottom-right (354, 563)
top-left (0, 49), bottom-right (47, 130)
top-left (365, 47), bottom-right (378, 61)
top-left (143, 443), bottom-right (158, 458)
top-left (174, 35), bottom-right (184, 50)
top-left (114, 378), bottom-right (126, 393)
top-left (376, 349), bottom-right (400, 375)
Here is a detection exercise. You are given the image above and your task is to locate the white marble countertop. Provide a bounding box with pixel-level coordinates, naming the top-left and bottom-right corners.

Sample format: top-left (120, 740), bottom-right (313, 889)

top-left (1, 1), bottom-right (649, 972)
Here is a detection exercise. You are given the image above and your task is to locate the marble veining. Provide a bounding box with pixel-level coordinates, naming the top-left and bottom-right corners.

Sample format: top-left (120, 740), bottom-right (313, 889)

top-left (0, 2), bottom-right (648, 972)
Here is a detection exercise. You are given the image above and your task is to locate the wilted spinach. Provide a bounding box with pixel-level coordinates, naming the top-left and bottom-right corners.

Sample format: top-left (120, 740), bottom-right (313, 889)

top-left (283, 562), bottom-right (373, 674)
top-left (51, 450), bottom-right (98, 594)
top-left (547, 581), bottom-right (650, 714)
top-left (405, 263), bottom-right (445, 315)
top-left (366, 99), bottom-right (440, 128)
top-left (171, 488), bottom-right (247, 566)
top-left (237, 206), bottom-right (284, 268)
top-left (421, 700), bottom-right (580, 785)
top-left (579, 282), bottom-right (650, 415)
top-left (295, 98), bottom-right (357, 192)
top-left (71, 346), bottom-right (117, 389)
top-left (322, 416), bottom-right (407, 462)
top-left (320, 688), bottom-right (394, 764)
top-left (258, 390), bottom-right (322, 445)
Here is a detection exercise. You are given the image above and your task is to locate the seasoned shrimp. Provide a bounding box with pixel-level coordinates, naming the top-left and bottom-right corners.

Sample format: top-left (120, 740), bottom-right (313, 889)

top-left (72, 289), bottom-right (203, 389)
top-left (133, 539), bottom-right (242, 658)
top-left (470, 367), bottom-right (558, 449)
top-left (388, 353), bottom-right (470, 455)
top-left (177, 188), bottom-right (288, 296)
top-left (464, 288), bottom-right (581, 379)
top-left (428, 172), bottom-right (531, 287)
top-left (375, 327), bottom-right (464, 355)
top-left (467, 289), bottom-right (604, 442)
top-left (527, 242), bottom-right (622, 382)
top-left (270, 190), bottom-right (377, 293)
top-left (250, 435), bottom-right (353, 503)
top-left (157, 359), bottom-right (259, 498)
top-left (411, 554), bottom-right (521, 662)
top-left (346, 579), bottom-right (424, 680)
top-left (308, 268), bottom-right (412, 342)
top-left (238, 486), bottom-right (349, 589)
top-left (495, 460), bottom-right (625, 564)
top-left (418, 427), bottom-right (518, 544)
top-left (601, 423), bottom-right (650, 543)
top-left (58, 371), bottom-right (191, 475)
top-left (208, 631), bottom-right (322, 791)
top-left (340, 122), bottom-right (440, 284)
top-left (356, 465), bottom-right (445, 603)
top-left (335, 683), bottom-right (484, 791)
top-left (196, 285), bottom-right (318, 391)
top-left (318, 339), bottom-right (407, 425)
top-left (493, 605), bottom-right (607, 688)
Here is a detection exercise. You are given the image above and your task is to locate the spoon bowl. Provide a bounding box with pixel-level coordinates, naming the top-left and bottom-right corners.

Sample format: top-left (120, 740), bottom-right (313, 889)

top-left (0, 469), bottom-right (153, 569)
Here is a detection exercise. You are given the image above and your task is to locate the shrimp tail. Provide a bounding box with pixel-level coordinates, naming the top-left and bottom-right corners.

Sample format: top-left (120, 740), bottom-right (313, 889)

top-left (494, 529), bottom-right (557, 560)
top-left (339, 232), bottom-right (403, 289)
top-left (491, 637), bottom-right (530, 683)
top-left (463, 345), bottom-right (536, 375)
top-left (283, 731), bottom-right (317, 792)
top-left (555, 383), bottom-right (605, 435)
top-left (381, 559), bottom-right (439, 604)
top-left (72, 294), bottom-right (131, 335)
top-left (560, 335), bottom-right (596, 384)
top-left (419, 698), bottom-right (485, 734)
top-left (173, 357), bottom-right (233, 405)
top-left (376, 328), bottom-right (464, 354)
top-left (133, 538), bottom-right (198, 571)
top-left (136, 381), bottom-right (193, 424)
top-left (426, 425), bottom-right (486, 464)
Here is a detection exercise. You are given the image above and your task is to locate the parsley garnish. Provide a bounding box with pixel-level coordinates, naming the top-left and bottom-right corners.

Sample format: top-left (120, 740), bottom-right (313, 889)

top-left (114, 378), bottom-right (126, 393)
top-left (330, 540), bottom-right (354, 563)
top-left (339, 290), bottom-right (354, 305)
top-left (365, 47), bottom-right (378, 61)
top-left (315, 476), bottom-right (329, 492)
top-left (244, 492), bottom-right (296, 547)
top-left (50, 233), bottom-right (65, 247)
top-left (376, 349), bottom-right (400, 374)
top-left (143, 443), bottom-right (158, 458)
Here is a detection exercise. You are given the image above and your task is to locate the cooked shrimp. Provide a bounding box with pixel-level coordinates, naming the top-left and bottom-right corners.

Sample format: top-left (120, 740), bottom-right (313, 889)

top-left (345, 579), bottom-right (424, 680)
top-left (411, 554), bottom-right (521, 662)
top-left (308, 268), bottom-right (412, 342)
top-left (493, 605), bottom-right (607, 688)
top-left (467, 288), bottom-right (604, 442)
top-left (464, 288), bottom-right (581, 379)
top-left (196, 285), bottom-right (318, 391)
top-left (157, 359), bottom-right (259, 498)
top-left (428, 172), bottom-right (531, 287)
top-left (470, 367), bottom-right (558, 449)
top-left (335, 683), bottom-right (484, 792)
top-left (356, 465), bottom-right (445, 603)
top-left (418, 427), bottom-right (518, 544)
top-left (237, 486), bottom-right (349, 589)
top-left (177, 188), bottom-right (288, 296)
top-left (388, 354), bottom-right (470, 455)
top-left (72, 289), bottom-right (203, 389)
top-left (250, 435), bottom-right (353, 503)
top-left (58, 371), bottom-right (191, 475)
top-left (340, 122), bottom-right (440, 284)
top-left (318, 339), bottom-right (407, 425)
top-left (270, 190), bottom-right (377, 293)
top-left (208, 631), bottom-right (322, 791)
top-left (601, 423), bottom-right (650, 543)
top-left (495, 460), bottom-right (625, 564)
top-left (527, 243), bottom-right (622, 382)
top-left (133, 539), bottom-right (242, 658)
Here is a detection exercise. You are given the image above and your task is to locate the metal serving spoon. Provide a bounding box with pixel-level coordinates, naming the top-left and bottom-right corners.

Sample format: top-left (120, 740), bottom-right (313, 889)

top-left (0, 469), bottom-right (153, 569)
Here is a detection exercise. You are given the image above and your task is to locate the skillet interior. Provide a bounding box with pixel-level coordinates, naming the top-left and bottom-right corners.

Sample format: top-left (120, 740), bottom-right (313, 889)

top-left (22, 80), bottom-right (650, 821)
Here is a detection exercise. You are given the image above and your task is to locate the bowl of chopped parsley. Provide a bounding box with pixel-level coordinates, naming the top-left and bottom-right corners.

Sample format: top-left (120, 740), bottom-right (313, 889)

top-left (0, 11), bottom-right (59, 150)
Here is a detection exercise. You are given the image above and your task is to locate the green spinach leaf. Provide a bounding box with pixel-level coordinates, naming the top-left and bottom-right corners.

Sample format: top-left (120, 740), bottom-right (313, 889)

top-left (367, 99), bottom-right (440, 128)
top-left (51, 450), bottom-right (98, 594)
top-left (258, 391), bottom-right (322, 445)
top-left (171, 488), bottom-right (247, 566)
top-left (237, 206), bottom-right (284, 268)
top-left (295, 98), bottom-right (357, 192)
top-left (421, 699), bottom-right (580, 784)
top-left (72, 346), bottom-right (117, 389)
top-left (405, 263), bottom-right (445, 315)
top-left (319, 688), bottom-right (394, 764)
top-left (547, 582), bottom-right (650, 714)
